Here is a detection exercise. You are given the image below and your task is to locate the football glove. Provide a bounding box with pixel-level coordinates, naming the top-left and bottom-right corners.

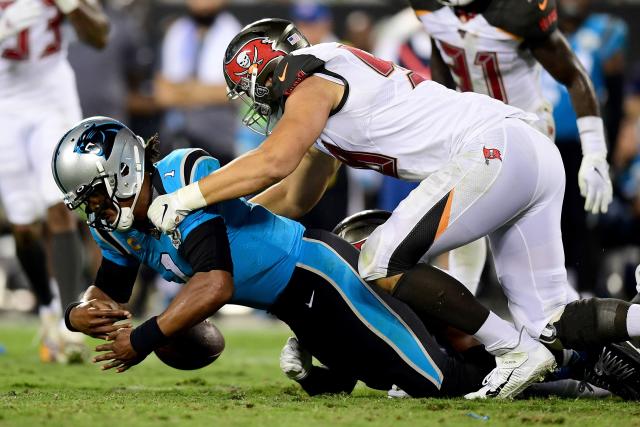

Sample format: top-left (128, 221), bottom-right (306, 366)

top-left (147, 182), bottom-right (206, 234)
top-left (577, 153), bottom-right (612, 215)
top-left (54, 0), bottom-right (79, 14)
top-left (279, 337), bottom-right (312, 381)
top-left (0, 0), bottom-right (44, 43)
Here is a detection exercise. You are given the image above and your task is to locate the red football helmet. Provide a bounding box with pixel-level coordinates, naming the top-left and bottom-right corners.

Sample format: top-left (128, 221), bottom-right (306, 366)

top-left (223, 18), bottom-right (309, 135)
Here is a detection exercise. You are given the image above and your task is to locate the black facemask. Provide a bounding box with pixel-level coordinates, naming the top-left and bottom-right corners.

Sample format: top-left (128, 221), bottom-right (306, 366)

top-left (189, 10), bottom-right (219, 28)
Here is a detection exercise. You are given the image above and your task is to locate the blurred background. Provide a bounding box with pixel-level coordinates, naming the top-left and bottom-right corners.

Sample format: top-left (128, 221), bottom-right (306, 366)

top-left (2, 0), bottom-right (640, 323)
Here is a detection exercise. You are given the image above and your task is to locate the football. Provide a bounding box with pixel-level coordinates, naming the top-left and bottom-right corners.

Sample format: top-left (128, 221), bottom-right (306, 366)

top-left (154, 320), bottom-right (225, 370)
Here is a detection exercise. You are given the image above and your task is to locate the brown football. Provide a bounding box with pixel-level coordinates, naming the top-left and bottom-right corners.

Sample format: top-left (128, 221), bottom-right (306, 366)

top-left (154, 320), bottom-right (225, 370)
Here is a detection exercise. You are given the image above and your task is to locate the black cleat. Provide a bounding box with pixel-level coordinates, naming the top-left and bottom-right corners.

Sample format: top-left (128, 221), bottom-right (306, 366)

top-left (583, 341), bottom-right (640, 400)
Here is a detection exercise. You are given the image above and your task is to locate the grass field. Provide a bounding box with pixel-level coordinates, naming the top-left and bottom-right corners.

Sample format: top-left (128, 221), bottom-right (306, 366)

top-left (1, 318), bottom-right (640, 427)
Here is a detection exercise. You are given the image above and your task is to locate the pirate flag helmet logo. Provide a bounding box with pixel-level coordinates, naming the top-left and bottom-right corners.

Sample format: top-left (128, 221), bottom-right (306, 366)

top-left (223, 18), bottom-right (309, 135)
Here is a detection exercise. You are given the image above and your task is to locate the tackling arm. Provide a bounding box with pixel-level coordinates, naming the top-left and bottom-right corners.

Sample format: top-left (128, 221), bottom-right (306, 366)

top-left (63, 0), bottom-right (109, 49)
top-left (148, 76), bottom-right (342, 232)
top-left (249, 146), bottom-right (341, 218)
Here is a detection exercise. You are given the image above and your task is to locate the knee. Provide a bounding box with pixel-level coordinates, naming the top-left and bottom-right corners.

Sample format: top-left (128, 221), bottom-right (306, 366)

top-left (46, 203), bottom-right (77, 233)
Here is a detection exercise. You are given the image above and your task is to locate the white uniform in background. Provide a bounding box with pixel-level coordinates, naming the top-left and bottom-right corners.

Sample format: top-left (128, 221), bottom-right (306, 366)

top-left (286, 42), bottom-right (575, 338)
top-left (0, 0), bottom-right (81, 224)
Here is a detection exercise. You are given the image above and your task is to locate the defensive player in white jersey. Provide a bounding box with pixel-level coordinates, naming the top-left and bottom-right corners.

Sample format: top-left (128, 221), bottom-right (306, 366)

top-left (0, 0), bottom-right (108, 362)
top-left (147, 19), bottom-right (640, 399)
top-left (409, 0), bottom-right (613, 295)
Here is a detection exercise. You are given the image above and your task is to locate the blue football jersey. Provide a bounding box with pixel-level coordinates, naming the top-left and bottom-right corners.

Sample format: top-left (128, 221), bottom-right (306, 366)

top-left (91, 148), bottom-right (306, 309)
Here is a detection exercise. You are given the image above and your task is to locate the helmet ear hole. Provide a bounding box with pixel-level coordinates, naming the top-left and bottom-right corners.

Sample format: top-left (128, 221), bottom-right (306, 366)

top-left (120, 163), bottom-right (130, 177)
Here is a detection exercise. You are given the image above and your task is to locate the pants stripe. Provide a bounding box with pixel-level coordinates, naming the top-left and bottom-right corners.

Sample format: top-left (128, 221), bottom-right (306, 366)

top-left (299, 237), bottom-right (444, 387)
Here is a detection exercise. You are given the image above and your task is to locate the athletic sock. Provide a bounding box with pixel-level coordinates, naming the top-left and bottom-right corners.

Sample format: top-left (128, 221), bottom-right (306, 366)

top-left (474, 312), bottom-right (536, 356)
top-left (51, 230), bottom-right (85, 308)
top-left (15, 235), bottom-right (53, 307)
top-left (626, 304), bottom-right (640, 338)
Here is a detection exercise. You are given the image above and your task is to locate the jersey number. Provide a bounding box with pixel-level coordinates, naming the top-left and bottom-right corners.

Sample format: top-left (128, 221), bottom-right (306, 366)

top-left (439, 42), bottom-right (507, 103)
top-left (160, 253), bottom-right (189, 282)
top-left (323, 141), bottom-right (398, 177)
top-left (340, 45), bottom-right (427, 88)
top-left (1, 0), bottom-right (63, 61)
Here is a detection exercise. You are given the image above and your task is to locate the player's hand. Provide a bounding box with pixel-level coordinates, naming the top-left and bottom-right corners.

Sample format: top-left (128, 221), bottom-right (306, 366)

top-left (70, 299), bottom-right (132, 340)
top-left (280, 337), bottom-right (312, 381)
top-left (0, 0), bottom-right (45, 42)
top-left (94, 328), bottom-right (145, 373)
top-left (147, 182), bottom-right (207, 234)
top-left (147, 192), bottom-right (188, 234)
top-left (578, 153), bottom-right (613, 215)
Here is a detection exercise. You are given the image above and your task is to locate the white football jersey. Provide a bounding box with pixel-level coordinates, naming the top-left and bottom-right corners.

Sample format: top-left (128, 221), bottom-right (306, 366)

top-left (0, 0), bottom-right (72, 105)
top-left (273, 43), bottom-right (532, 181)
top-left (411, 0), bottom-right (559, 137)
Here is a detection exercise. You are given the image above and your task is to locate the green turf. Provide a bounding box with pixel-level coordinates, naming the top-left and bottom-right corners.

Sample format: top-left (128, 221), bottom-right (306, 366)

top-left (1, 319), bottom-right (639, 427)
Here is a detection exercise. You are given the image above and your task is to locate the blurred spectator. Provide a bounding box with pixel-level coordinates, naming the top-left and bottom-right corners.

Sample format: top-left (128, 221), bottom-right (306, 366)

top-left (291, 1), bottom-right (337, 45)
top-left (541, 0), bottom-right (628, 294)
top-left (155, 0), bottom-right (241, 164)
top-left (345, 10), bottom-right (374, 52)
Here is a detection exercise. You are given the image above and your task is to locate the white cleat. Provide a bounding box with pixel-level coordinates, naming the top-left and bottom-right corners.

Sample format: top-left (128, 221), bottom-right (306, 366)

top-left (387, 385), bottom-right (410, 399)
top-left (464, 343), bottom-right (556, 400)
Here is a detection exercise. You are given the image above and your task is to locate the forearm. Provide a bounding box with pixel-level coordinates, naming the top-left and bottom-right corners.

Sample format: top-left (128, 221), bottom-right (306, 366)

top-left (155, 78), bottom-right (229, 108)
top-left (250, 183), bottom-right (305, 218)
top-left (567, 71), bottom-right (601, 119)
top-left (66, 0), bottom-right (109, 49)
top-left (156, 272), bottom-right (232, 337)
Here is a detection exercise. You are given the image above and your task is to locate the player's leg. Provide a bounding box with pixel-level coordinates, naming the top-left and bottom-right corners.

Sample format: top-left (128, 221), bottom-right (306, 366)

top-left (447, 237), bottom-right (487, 295)
top-left (272, 230), bottom-right (494, 397)
top-left (30, 98), bottom-right (86, 313)
top-left (0, 114), bottom-right (62, 361)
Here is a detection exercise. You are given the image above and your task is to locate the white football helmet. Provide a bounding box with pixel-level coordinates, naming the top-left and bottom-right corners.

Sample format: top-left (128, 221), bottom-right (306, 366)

top-left (51, 116), bottom-right (148, 231)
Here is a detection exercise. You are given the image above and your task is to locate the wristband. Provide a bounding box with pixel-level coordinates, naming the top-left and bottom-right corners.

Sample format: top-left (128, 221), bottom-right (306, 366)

top-left (176, 182), bottom-right (207, 211)
top-left (130, 316), bottom-right (168, 355)
top-left (54, 0), bottom-right (80, 14)
top-left (577, 116), bottom-right (607, 156)
top-left (64, 301), bottom-right (82, 332)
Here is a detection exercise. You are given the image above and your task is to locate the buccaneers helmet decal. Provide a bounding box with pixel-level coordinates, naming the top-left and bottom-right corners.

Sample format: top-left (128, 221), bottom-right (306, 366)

top-left (224, 37), bottom-right (287, 86)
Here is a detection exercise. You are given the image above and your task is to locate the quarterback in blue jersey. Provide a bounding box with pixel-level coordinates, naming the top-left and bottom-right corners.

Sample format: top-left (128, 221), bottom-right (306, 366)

top-left (50, 116), bottom-right (508, 398)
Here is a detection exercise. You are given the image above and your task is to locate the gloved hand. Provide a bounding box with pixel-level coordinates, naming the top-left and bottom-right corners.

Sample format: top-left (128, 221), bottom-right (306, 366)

top-left (54, 0), bottom-right (80, 14)
top-left (279, 336), bottom-right (312, 381)
top-left (577, 153), bottom-right (612, 215)
top-left (147, 182), bottom-right (206, 233)
top-left (0, 0), bottom-right (44, 43)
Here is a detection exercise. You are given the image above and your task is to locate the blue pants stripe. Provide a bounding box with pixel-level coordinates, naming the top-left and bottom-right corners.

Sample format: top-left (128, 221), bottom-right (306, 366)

top-left (298, 237), bottom-right (443, 387)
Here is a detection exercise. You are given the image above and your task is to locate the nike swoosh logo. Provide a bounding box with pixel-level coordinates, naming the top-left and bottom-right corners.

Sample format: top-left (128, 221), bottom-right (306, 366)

top-left (161, 203), bottom-right (169, 223)
top-left (278, 63), bottom-right (289, 82)
top-left (305, 290), bottom-right (315, 308)
top-left (486, 369), bottom-right (515, 397)
top-left (592, 166), bottom-right (604, 179)
top-left (538, 0), bottom-right (548, 10)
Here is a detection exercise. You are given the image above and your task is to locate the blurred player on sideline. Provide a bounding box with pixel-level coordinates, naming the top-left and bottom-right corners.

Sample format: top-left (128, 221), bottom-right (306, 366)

top-left (409, 0), bottom-right (613, 296)
top-left (0, 0), bottom-right (108, 362)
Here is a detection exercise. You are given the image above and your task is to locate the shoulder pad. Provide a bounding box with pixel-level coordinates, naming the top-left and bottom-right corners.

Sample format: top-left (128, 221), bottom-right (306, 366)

top-left (271, 53), bottom-right (326, 100)
top-left (483, 0), bottom-right (558, 40)
top-left (408, 0), bottom-right (443, 12)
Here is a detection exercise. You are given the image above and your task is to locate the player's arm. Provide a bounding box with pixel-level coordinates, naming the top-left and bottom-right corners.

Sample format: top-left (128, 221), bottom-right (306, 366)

top-left (249, 146), bottom-right (341, 218)
top-left (530, 30), bottom-right (612, 214)
top-left (154, 74), bottom-right (230, 108)
top-left (60, 0), bottom-right (109, 49)
top-left (148, 76), bottom-right (342, 232)
top-left (429, 38), bottom-right (455, 89)
top-left (95, 218), bottom-right (234, 372)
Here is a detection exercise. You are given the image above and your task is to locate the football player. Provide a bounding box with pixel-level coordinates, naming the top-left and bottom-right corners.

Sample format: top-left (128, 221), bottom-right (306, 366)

top-left (52, 116), bottom-right (501, 399)
top-left (0, 0), bottom-right (108, 362)
top-left (409, 0), bottom-right (613, 294)
top-left (147, 19), bottom-right (640, 399)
